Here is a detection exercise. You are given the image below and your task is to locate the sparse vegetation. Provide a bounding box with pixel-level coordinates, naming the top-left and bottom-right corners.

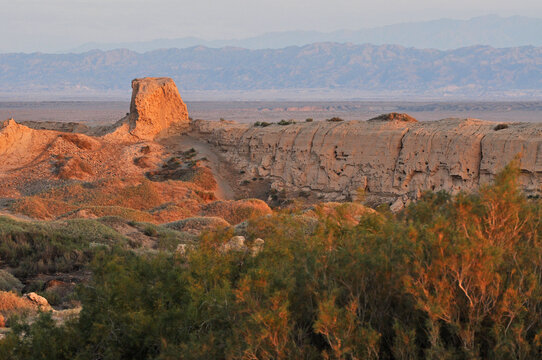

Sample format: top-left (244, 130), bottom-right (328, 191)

top-left (201, 199), bottom-right (272, 224)
top-left (58, 134), bottom-right (96, 150)
top-left (0, 291), bottom-right (36, 323)
top-left (494, 123), bottom-right (509, 130)
top-left (278, 119), bottom-right (295, 125)
top-left (254, 121), bottom-right (272, 127)
top-left (326, 116), bottom-right (344, 122)
top-left (142, 224), bottom-right (158, 237)
top-left (0, 271), bottom-right (23, 293)
top-left (0, 216), bottom-right (126, 277)
top-left (1, 164), bottom-right (541, 359)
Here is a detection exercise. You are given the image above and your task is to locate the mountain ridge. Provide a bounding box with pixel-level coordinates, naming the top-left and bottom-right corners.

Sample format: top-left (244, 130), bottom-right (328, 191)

top-left (2, 42), bottom-right (542, 99)
top-left (68, 15), bottom-right (542, 53)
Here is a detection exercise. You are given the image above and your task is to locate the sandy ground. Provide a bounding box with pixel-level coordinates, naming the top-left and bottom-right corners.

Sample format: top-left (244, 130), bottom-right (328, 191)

top-left (159, 134), bottom-right (237, 200)
top-left (2, 101), bottom-right (542, 126)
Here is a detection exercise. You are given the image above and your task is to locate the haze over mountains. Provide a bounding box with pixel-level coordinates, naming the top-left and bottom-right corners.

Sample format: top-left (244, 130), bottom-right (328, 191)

top-left (70, 15), bottom-right (542, 53)
top-left (2, 15), bottom-right (542, 100)
top-left (2, 43), bottom-right (542, 100)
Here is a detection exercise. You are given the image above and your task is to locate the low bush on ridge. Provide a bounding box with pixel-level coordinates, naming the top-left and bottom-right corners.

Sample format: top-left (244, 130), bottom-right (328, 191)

top-left (0, 217), bottom-right (127, 277)
top-left (1, 163), bottom-right (541, 359)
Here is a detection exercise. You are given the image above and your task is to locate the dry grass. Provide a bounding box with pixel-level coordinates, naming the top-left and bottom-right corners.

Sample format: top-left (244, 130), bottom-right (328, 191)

top-left (0, 270), bottom-right (23, 293)
top-left (165, 216), bottom-right (230, 233)
top-left (201, 199), bottom-right (272, 224)
top-left (149, 200), bottom-right (202, 223)
top-left (8, 146), bottom-right (267, 226)
top-left (56, 158), bottom-right (94, 180)
top-left (192, 167), bottom-right (217, 191)
top-left (59, 134), bottom-right (98, 150)
top-left (10, 197), bottom-right (74, 220)
top-left (304, 202), bottom-right (377, 226)
top-left (0, 291), bottom-right (36, 318)
top-left (63, 206), bottom-right (155, 223)
top-left (10, 179), bottom-right (273, 225)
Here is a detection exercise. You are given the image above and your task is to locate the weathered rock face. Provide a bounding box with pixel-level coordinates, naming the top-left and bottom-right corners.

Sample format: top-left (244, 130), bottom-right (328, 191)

top-left (0, 118), bottom-right (58, 170)
top-left (128, 77), bottom-right (189, 140)
top-left (193, 117), bottom-right (542, 206)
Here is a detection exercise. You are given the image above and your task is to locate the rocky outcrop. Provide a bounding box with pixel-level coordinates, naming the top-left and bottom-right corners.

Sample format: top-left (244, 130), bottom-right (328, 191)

top-left (127, 77), bottom-right (189, 140)
top-left (0, 118), bottom-right (58, 170)
top-left (23, 292), bottom-right (53, 311)
top-left (193, 116), bottom-right (542, 207)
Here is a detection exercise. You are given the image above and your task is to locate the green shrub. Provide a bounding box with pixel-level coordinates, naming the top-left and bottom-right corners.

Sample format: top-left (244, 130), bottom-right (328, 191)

top-left (143, 225), bottom-right (158, 237)
top-left (1, 163), bottom-right (541, 359)
top-left (278, 119), bottom-right (295, 125)
top-left (0, 270), bottom-right (23, 293)
top-left (254, 121), bottom-right (272, 127)
top-left (0, 217), bottom-right (126, 277)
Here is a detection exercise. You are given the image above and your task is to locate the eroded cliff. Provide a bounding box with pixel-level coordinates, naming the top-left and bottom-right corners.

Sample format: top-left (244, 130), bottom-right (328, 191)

top-left (193, 116), bottom-right (542, 208)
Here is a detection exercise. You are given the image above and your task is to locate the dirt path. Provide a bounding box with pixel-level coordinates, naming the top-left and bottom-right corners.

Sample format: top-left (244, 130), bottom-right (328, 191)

top-left (160, 134), bottom-right (237, 200)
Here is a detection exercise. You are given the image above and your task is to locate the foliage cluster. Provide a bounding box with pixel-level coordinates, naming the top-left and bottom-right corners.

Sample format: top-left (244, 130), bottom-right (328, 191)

top-left (1, 164), bottom-right (541, 359)
top-left (0, 270), bottom-right (24, 293)
top-left (0, 217), bottom-right (127, 277)
top-left (278, 119), bottom-right (296, 125)
top-left (254, 121), bottom-right (272, 127)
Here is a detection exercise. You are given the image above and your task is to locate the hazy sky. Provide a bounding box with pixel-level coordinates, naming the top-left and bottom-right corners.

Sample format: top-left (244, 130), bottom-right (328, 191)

top-left (3, 0), bottom-right (542, 52)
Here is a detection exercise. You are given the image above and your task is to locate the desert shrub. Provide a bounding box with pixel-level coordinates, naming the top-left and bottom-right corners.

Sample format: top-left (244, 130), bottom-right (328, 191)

top-left (305, 118), bottom-right (313, 122)
top-left (156, 230), bottom-right (196, 251)
top-left (183, 148), bottom-right (197, 159)
top-left (1, 163), bottom-right (541, 359)
top-left (11, 177), bottom-right (180, 221)
top-left (0, 217), bottom-right (126, 277)
top-left (40, 286), bottom-right (73, 308)
top-left (0, 312), bottom-right (80, 360)
top-left (201, 199), bottom-right (272, 224)
top-left (326, 116), bottom-right (344, 122)
top-left (0, 291), bottom-right (36, 320)
top-left (494, 123), bottom-right (509, 130)
top-left (165, 216), bottom-right (230, 234)
top-left (72, 206), bottom-right (155, 223)
top-left (278, 119), bottom-right (295, 125)
top-left (194, 189), bottom-right (216, 202)
top-left (192, 167), bottom-right (217, 191)
top-left (143, 224), bottom-right (158, 237)
top-left (129, 221), bottom-right (197, 251)
top-left (0, 271), bottom-right (23, 293)
top-left (10, 196), bottom-right (50, 218)
top-left (254, 121), bottom-right (272, 127)
top-left (118, 179), bottom-right (163, 209)
top-left (140, 145), bottom-right (151, 154)
top-left (59, 134), bottom-right (97, 150)
top-left (56, 158), bottom-right (94, 180)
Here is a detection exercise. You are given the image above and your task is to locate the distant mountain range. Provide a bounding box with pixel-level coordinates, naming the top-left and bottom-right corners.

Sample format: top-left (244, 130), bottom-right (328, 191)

top-left (70, 15), bottom-right (542, 52)
top-left (2, 43), bottom-right (542, 99)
